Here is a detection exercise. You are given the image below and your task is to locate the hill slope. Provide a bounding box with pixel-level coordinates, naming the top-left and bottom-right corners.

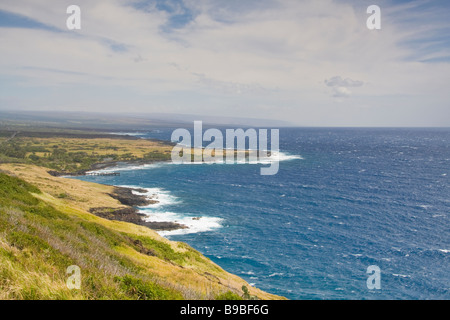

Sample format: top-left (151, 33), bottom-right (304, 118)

top-left (0, 165), bottom-right (282, 300)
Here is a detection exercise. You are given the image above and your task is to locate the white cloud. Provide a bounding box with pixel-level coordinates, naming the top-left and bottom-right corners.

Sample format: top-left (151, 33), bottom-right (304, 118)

top-left (0, 0), bottom-right (449, 125)
top-left (324, 76), bottom-right (364, 98)
top-left (325, 76), bottom-right (364, 88)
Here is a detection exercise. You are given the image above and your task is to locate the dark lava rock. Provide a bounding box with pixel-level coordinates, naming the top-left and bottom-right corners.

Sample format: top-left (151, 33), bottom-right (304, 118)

top-left (89, 206), bottom-right (187, 231)
top-left (109, 187), bottom-right (158, 206)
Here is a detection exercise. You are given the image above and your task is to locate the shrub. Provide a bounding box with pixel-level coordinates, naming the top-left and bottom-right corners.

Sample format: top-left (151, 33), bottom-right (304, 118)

top-left (115, 275), bottom-right (183, 300)
top-left (215, 291), bottom-right (243, 300)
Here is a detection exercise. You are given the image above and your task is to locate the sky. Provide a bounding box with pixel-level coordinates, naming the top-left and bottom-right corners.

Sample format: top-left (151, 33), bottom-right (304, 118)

top-left (0, 0), bottom-right (449, 126)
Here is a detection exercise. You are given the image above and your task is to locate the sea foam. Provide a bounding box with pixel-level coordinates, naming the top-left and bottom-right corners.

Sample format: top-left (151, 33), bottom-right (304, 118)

top-left (117, 185), bottom-right (223, 237)
top-left (87, 151), bottom-right (302, 173)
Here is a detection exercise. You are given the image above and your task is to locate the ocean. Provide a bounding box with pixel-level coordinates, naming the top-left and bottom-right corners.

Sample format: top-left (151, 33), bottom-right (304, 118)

top-left (75, 127), bottom-right (449, 300)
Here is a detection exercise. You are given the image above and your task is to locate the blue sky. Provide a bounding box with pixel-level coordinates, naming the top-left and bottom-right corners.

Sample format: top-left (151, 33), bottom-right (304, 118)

top-left (0, 0), bottom-right (449, 126)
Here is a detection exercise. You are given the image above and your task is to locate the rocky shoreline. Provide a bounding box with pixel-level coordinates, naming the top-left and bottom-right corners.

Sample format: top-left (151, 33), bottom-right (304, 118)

top-left (50, 159), bottom-right (189, 232)
top-left (90, 186), bottom-right (188, 232)
top-left (47, 159), bottom-right (170, 177)
top-left (108, 186), bottom-right (158, 207)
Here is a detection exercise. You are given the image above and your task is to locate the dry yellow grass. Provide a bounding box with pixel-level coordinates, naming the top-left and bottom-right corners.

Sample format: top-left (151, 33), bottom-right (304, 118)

top-left (23, 137), bottom-right (173, 158)
top-left (0, 163), bottom-right (283, 300)
top-left (0, 163), bottom-right (122, 211)
top-left (0, 232), bottom-right (84, 300)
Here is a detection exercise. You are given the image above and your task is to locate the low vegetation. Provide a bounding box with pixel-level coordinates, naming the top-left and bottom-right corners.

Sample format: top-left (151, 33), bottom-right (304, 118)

top-left (0, 170), bottom-right (281, 300)
top-left (0, 131), bottom-right (172, 173)
top-left (0, 127), bottom-right (282, 300)
top-left (0, 172), bottom-right (176, 299)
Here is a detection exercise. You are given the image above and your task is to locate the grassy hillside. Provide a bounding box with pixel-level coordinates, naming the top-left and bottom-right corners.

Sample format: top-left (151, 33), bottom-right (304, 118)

top-left (0, 167), bottom-right (282, 300)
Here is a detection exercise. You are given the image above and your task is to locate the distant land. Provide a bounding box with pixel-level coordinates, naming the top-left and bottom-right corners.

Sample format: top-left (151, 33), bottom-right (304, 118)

top-left (0, 110), bottom-right (294, 131)
top-left (0, 115), bottom-right (283, 300)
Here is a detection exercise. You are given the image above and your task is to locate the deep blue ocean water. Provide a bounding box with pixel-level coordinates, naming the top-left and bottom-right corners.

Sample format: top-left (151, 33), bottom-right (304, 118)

top-left (75, 128), bottom-right (449, 299)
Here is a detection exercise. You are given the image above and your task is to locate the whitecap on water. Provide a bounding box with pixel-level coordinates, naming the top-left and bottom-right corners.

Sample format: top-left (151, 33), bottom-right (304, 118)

top-left (130, 187), bottom-right (180, 208)
top-left (268, 273), bottom-right (284, 277)
top-left (392, 274), bottom-right (410, 278)
top-left (86, 162), bottom-right (166, 174)
top-left (109, 132), bottom-right (148, 137)
top-left (87, 151), bottom-right (303, 174)
top-left (110, 185), bottom-right (223, 237)
top-left (151, 214), bottom-right (224, 237)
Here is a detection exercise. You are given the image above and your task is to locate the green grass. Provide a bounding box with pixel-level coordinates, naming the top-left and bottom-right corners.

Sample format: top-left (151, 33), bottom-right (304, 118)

top-left (0, 135), bottom-right (172, 174)
top-left (0, 172), bottom-right (267, 300)
top-left (0, 170), bottom-right (278, 300)
top-left (115, 275), bottom-right (183, 300)
top-left (215, 291), bottom-right (243, 300)
top-left (0, 172), bottom-right (184, 299)
top-left (127, 236), bottom-right (201, 265)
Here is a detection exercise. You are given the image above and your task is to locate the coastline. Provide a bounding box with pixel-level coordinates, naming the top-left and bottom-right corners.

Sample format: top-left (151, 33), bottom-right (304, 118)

top-left (89, 185), bottom-right (188, 232)
top-left (0, 122), bottom-right (289, 300)
top-left (46, 158), bottom-right (193, 233)
top-left (47, 158), bottom-right (171, 177)
top-left (52, 149), bottom-right (303, 236)
top-left (0, 163), bottom-right (284, 300)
